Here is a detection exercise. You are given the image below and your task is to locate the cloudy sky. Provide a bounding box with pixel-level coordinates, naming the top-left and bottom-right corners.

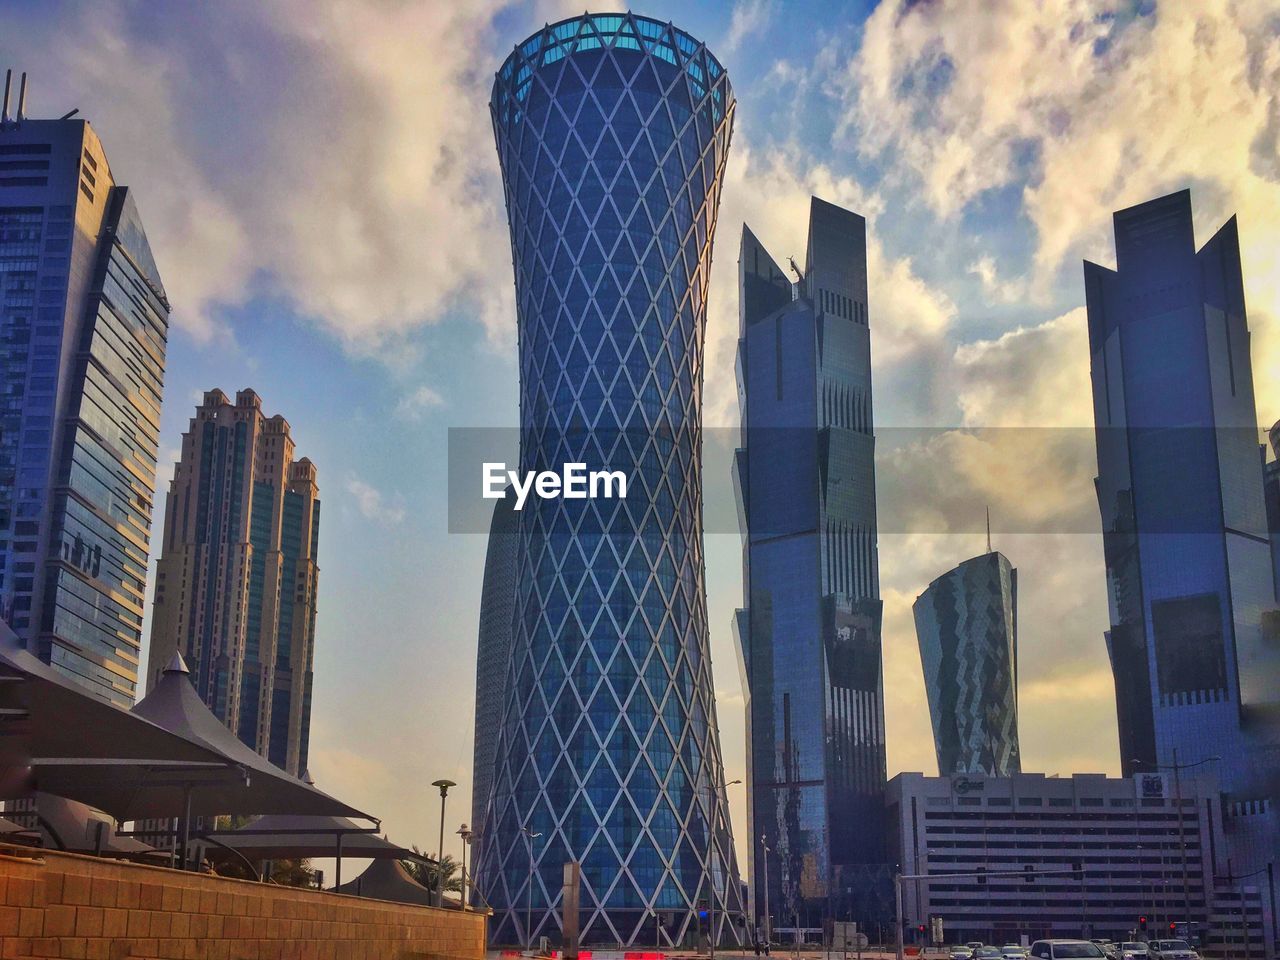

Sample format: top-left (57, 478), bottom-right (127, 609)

top-left (3, 0), bottom-right (1278, 866)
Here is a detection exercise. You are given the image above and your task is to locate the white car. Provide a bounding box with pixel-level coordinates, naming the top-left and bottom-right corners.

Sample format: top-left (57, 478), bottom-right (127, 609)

top-left (1117, 943), bottom-right (1148, 960)
top-left (1003, 946), bottom-right (1029, 960)
top-left (1029, 941), bottom-right (1108, 960)
top-left (1148, 941), bottom-right (1198, 960)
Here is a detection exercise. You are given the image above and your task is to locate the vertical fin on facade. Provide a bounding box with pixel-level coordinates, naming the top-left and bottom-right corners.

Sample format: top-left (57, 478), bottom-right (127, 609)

top-left (740, 224), bottom-right (790, 329)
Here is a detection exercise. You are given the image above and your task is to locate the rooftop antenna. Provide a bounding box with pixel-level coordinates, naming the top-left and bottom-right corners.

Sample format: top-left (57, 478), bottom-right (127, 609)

top-left (986, 505), bottom-right (992, 554)
top-left (16, 72), bottom-right (27, 122)
top-left (2, 70), bottom-right (11, 125)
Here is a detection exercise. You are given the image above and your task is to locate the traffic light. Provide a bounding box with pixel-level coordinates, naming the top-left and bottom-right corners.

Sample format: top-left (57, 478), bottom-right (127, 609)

top-left (1169, 923), bottom-right (1176, 932)
top-left (1139, 917), bottom-right (1148, 932)
top-left (919, 926), bottom-right (926, 935)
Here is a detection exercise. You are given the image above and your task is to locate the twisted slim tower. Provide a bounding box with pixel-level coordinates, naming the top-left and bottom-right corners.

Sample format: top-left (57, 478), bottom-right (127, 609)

top-left (476, 13), bottom-right (741, 948)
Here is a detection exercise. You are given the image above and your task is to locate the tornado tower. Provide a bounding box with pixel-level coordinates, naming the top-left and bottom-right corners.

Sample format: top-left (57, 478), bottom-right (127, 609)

top-left (475, 13), bottom-right (742, 948)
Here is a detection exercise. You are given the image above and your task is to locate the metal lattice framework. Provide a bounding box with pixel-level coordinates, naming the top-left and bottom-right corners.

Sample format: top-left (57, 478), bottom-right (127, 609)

top-left (475, 12), bottom-right (742, 948)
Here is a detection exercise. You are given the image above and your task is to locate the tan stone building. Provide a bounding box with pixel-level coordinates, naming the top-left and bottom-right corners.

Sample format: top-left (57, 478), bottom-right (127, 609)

top-left (147, 389), bottom-right (319, 775)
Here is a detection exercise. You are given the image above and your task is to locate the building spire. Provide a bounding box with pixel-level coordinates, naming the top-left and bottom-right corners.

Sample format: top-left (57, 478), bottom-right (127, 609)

top-left (986, 505), bottom-right (992, 554)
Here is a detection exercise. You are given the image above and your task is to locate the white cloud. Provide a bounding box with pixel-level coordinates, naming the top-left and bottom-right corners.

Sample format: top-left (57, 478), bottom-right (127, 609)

top-left (395, 385), bottom-right (446, 421)
top-left (724, 0), bottom-right (775, 53)
top-left (836, 0), bottom-right (1280, 416)
top-left (968, 254), bottom-right (1028, 305)
top-left (344, 476), bottom-right (406, 526)
top-left (0, 0), bottom-right (517, 350)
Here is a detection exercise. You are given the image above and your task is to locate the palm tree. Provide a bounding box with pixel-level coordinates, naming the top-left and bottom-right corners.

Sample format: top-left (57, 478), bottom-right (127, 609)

top-left (403, 845), bottom-right (462, 893)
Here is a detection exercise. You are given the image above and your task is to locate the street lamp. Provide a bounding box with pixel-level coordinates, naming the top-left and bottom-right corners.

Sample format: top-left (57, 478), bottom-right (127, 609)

top-left (760, 832), bottom-right (772, 952)
top-left (431, 779), bottom-right (457, 908)
top-left (522, 823), bottom-right (543, 950)
top-left (1132, 754), bottom-right (1220, 929)
top-left (458, 823), bottom-right (473, 910)
top-left (708, 778), bottom-right (744, 958)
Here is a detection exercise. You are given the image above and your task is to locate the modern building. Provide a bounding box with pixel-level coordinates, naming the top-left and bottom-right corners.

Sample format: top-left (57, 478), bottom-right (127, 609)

top-left (472, 490), bottom-right (517, 843)
top-left (475, 13), bottom-right (742, 948)
top-left (888, 771), bottom-right (1270, 957)
top-left (913, 549), bottom-right (1021, 777)
top-left (147, 389), bottom-right (320, 776)
top-left (733, 198), bottom-right (890, 939)
top-left (0, 74), bottom-right (169, 705)
top-left (1084, 189), bottom-right (1280, 924)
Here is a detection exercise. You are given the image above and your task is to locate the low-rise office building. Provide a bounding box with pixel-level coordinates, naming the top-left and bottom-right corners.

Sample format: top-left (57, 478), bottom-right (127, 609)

top-left (887, 772), bottom-right (1271, 957)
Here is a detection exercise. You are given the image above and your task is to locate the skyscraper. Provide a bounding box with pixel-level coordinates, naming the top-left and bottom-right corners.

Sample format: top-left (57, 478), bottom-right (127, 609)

top-left (0, 75), bottom-right (169, 706)
top-left (913, 550), bottom-right (1021, 777)
top-left (472, 490), bottom-right (517, 843)
top-left (1085, 189), bottom-right (1279, 910)
top-left (734, 198), bottom-right (890, 935)
top-left (147, 389), bottom-right (320, 776)
top-left (476, 14), bottom-right (742, 947)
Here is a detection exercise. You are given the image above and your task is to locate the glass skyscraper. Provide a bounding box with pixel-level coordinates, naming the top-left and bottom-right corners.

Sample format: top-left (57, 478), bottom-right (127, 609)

top-left (472, 491), bottom-right (517, 841)
top-left (0, 100), bottom-right (169, 706)
top-left (1085, 189), bottom-right (1279, 921)
top-left (913, 550), bottom-right (1021, 778)
top-left (147, 389), bottom-right (321, 776)
top-left (734, 199), bottom-right (891, 937)
top-left (475, 14), bottom-right (742, 947)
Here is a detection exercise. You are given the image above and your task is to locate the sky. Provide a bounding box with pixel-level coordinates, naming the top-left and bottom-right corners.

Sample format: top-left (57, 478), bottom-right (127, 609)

top-left (2, 0), bottom-right (1279, 869)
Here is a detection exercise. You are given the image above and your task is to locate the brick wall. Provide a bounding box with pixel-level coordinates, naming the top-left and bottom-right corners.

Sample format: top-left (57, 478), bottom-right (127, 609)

top-left (0, 842), bottom-right (486, 959)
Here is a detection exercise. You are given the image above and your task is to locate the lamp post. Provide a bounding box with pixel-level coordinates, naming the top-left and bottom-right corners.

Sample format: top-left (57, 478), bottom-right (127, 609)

top-left (1132, 754), bottom-right (1219, 930)
top-left (708, 777), bottom-right (743, 958)
top-left (761, 832), bottom-right (772, 953)
top-left (523, 823), bottom-right (542, 951)
top-left (458, 823), bottom-right (473, 910)
top-left (431, 779), bottom-right (457, 908)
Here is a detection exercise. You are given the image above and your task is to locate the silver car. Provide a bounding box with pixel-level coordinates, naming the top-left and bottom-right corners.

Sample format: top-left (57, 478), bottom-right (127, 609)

top-left (1117, 943), bottom-right (1149, 960)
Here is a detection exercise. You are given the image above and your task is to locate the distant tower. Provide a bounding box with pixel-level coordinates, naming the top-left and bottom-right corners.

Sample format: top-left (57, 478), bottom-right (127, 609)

top-left (735, 197), bottom-right (890, 933)
top-left (0, 74), bottom-right (170, 705)
top-left (471, 491), bottom-right (517, 847)
top-left (913, 551), bottom-right (1021, 777)
top-left (148, 389), bottom-right (321, 775)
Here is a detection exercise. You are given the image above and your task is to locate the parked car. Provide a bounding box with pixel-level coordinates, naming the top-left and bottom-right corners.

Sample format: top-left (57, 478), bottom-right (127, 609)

top-left (1029, 940), bottom-right (1108, 960)
top-left (1148, 941), bottom-right (1199, 960)
top-left (1116, 942), bottom-right (1149, 960)
top-left (950, 947), bottom-right (975, 960)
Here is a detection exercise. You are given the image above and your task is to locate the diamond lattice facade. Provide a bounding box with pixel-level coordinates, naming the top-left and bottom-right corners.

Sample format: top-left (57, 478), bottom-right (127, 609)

top-left (913, 550), bottom-right (1021, 778)
top-left (474, 13), bottom-right (743, 948)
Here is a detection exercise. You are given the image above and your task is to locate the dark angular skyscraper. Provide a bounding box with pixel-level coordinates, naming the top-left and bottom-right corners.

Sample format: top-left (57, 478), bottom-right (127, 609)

top-left (0, 86), bottom-right (169, 705)
top-left (475, 14), bottom-right (742, 948)
top-left (734, 198), bottom-right (890, 936)
top-left (1085, 189), bottom-right (1279, 918)
top-left (913, 550), bottom-right (1021, 777)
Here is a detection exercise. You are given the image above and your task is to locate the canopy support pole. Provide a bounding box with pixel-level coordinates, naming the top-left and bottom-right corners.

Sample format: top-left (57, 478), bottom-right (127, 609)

top-left (180, 785), bottom-right (193, 871)
top-left (335, 831), bottom-right (344, 888)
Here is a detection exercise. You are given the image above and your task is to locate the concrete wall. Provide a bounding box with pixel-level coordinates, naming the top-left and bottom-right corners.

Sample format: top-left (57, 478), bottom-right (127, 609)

top-left (0, 843), bottom-right (486, 959)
